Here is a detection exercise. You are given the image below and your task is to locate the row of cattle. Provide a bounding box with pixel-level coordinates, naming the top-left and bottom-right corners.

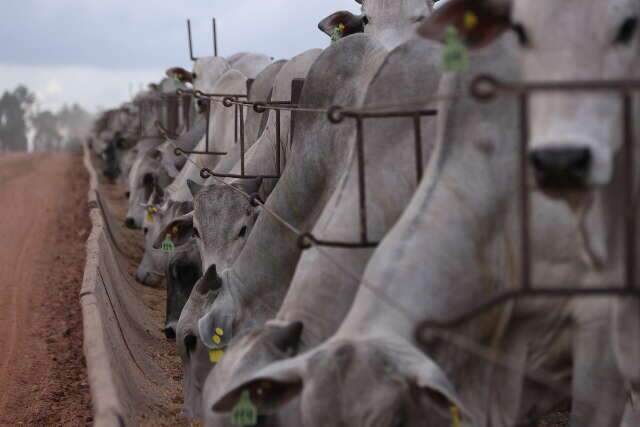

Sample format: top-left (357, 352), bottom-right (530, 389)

top-left (90, 0), bottom-right (640, 426)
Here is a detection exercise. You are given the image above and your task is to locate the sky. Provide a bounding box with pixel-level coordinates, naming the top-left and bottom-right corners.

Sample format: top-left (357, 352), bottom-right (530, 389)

top-left (0, 0), bottom-right (361, 113)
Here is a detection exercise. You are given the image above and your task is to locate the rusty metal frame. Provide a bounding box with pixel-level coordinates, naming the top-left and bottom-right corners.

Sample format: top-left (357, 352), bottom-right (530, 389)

top-left (187, 18), bottom-right (218, 61)
top-left (297, 106), bottom-right (438, 250)
top-left (415, 74), bottom-right (640, 341)
top-left (198, 79), bottom-right (306, 181)
top-left (137, 98), bottom-right (164, 139)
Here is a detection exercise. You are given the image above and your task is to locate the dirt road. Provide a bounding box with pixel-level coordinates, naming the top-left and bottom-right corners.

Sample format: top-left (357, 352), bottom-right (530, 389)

top-left (0, 152), bottom-right (91, 425)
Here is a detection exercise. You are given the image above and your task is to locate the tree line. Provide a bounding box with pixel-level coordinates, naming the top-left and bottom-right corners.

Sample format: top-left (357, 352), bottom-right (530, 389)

top-left (0, 85), bottom-right (93, 152)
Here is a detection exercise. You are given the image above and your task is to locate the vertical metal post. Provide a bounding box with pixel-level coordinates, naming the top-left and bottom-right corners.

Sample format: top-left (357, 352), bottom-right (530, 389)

top-left (355, 117), bottom-right (368, 244)
top-left (413, 114), bottom-right (423, 183)
top-left (167, 95), bottom-right (179, 135)
top-left (276, 109), bottom-right (281, 176)
top-left (205, 99), bottom-right (211, 153)
top-left (187, 20), bottom-right (197, 61)
top-left (246, 79), bottom-right (255, 100)
top-left (182, 94), bottom-right (191, 131)
top-left (290, 78), bottom-right (305, 144)
top-left (240, 102), bottom-right (245, 176)
top-left (213, 18), bottom-right (218, 57)
top-left (234, 103), bottom-right (239, 143)
top-left (623, 92), bottom-right (635, 290)
top-left (519, 92), bottom-right (531, 291)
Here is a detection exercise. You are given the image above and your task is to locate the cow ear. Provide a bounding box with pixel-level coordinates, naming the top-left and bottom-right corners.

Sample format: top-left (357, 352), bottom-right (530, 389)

top-left (153, 212), bottom-right (194, 249)
top-left (318, 11), bottom-right (365, 38)
top-left (211, 352), bottom-right (310, 414)
top-left (396, 347), bottom-right (470, 422)
top-left (166, 67), bottom-right (194, 84)
top-left (417, 0), bottom-right (511, 49)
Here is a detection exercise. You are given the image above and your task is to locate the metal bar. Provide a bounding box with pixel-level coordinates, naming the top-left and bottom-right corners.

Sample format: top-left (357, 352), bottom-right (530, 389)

top-left (297, 232), bottom-right (378, 250)
top-left (175, 149), bottom-right (227, 156)
top-left (519, 92), bottom-right (531, 291)
top-left (344, 109), bottom-right (437, 120)
top-left (623, 92), bottom-right (635, 291)
top-left (212, 18), bottom-right (218, 57)
top-left (355, 117), bottom-right (368, 244)
top-left (166, 95), bottom-right (179, 135)
top-left (195, 91), bottom-right (248, 99)
top-left (187, 20), bottom-right (197, 61)
top-left (182, 94), bottom-right (191, 131)
top-left (413, 114), bottom-right (423, 183)
top-left (200, 168), bottom-right (277, 180)
top-left (246, 79), bottom-right (255, 99)
top-left (290, 78), bottom-right (305, 145)
top-left (276, 109), bottom-right (281, 176)
top-left (234, 103), bottom-right (239, 143)
top-left (205, 99), bottom-right (211, 153)
top-left (240, 103), bottom-right (245, 176)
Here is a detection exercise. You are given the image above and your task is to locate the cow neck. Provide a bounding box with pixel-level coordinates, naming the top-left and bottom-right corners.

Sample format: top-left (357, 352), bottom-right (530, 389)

top-left (276, 39), bottom-right (441, 348)
top-left (228, 35), bottom-right (389, 319)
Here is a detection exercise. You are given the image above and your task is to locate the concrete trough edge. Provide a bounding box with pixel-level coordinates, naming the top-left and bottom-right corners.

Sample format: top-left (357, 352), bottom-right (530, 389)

top-left (81, 144), bottom-right (126, 427)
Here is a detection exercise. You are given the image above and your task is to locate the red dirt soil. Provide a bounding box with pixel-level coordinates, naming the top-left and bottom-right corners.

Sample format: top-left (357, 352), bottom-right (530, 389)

top-left (0, 152), bottom-right (92, 426)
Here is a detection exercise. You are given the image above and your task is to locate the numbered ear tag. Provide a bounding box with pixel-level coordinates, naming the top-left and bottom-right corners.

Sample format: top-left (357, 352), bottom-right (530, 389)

top-left (450, 405), bottom-right (461, 427)
top-left (232, 391), bottom-right (258, 427)
top-left (209, 349), bottom-right (225, 363)
top-left (443, 26), bottom-right (469, 73)
top-left (161, 235), bottom-right (175, 254)
top-left (331, 23), bottom-right (346, 44)
top-left (146, 209), bottom-right (154, 223)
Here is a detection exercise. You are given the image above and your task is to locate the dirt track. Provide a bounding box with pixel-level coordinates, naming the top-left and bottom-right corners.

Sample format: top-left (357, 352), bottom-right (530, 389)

top-left (0, 152), bottom-right (91, 426)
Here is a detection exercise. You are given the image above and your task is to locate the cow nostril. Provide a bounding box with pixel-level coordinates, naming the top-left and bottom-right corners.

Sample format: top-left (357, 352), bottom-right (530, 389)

top-left (164, 327), bottom-right (177, 340)
top-left (529, 146), bottom-right (592, 189)
top-left (184, 334), bottom-right (197, 355)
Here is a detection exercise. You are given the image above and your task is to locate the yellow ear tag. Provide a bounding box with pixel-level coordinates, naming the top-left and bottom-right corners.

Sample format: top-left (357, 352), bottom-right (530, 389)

top-left (331, 23), bottom-right (346, 44)
top-left (146, 210), bottom-right (154, 222)
top-left (215, 327), bottom-right (224, 336)
top-left (450, 405), bottom-right (461, 427)
top-left (464, 11), bottom-right (478, 30)
top-left (172, 226), bottom-right (179, 235)
top-left (209, 349), bottom-right (225, 363)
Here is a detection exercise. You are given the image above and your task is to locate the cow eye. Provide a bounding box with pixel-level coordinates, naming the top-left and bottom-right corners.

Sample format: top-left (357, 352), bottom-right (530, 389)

top-left (125, 191), bottom-right (130, 199)
top-left (614, 16), bottom-right (638, 45)
top-left (511, 22), bottom-right (530, 47)
top-left (238, 225), bottom-right (247, 238)
top-left (143, 227), bottom-right (149, 236)
top-left (362, 15), bottom-right (369, 26)
top-left (193, 227), bottom-right (200, 239)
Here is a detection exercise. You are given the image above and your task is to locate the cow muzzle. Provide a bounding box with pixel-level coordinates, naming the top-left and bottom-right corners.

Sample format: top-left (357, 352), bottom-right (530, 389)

top-left (529, 146), bottom-right (592, 190)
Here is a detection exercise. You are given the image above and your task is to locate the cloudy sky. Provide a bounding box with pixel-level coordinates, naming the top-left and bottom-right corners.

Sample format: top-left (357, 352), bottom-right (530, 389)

top-left (0, 0), bottom-right (360, 113)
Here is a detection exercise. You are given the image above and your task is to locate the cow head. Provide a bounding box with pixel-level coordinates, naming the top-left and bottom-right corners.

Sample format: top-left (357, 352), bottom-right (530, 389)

top-left (125, 149), bottom-right (165, 229)
top-left (135, 197), bottom-right (193, 287)
top-left (202, 321), bottom-right (305, 426)
top-left (419, 0), bottom-right (640, 201)
top-left (211, 338), bottom-right (467, 427)
top-left (319, 0), bottom-right (434, 48)
top-left (154, 178), bottom-right (262, 274)
top-left (164, 241), bottom-right (202, 341)
top-left (176, 264), bottom-right (225, 419)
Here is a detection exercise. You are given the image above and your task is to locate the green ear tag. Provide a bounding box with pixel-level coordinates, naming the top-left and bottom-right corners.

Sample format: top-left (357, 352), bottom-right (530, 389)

top-left (443, 26), bottom-right (469, 72)
top-left (331, 23), bottom-right (346, 44)
top-left (232, 391), bottom-right (258, 426)
top-left (161, 235), bottom-right (175, 254)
